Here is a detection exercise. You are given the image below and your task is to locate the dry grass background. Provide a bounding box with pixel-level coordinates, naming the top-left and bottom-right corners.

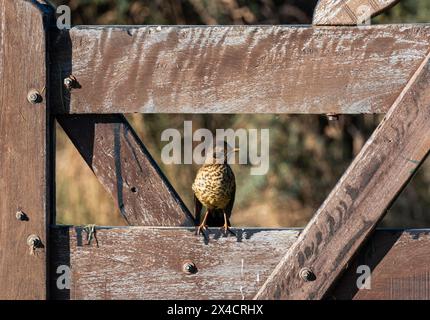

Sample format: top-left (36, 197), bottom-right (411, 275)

top-left (53, 0), bottom-right (430, 227)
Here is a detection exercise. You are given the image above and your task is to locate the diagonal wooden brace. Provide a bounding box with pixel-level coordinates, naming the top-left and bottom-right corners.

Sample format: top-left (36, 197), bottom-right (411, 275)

top-left (57, 115), bottom-right (194, 227)
top-left (313, 0), bottom-right (400, 26)
top-left (254, 51), bottom-right (430, 300)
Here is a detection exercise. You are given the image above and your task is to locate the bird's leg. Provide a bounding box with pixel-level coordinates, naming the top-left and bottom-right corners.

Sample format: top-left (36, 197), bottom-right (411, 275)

top-left (221, 212), bottom-right (236, 236)
top-left (195, 209), bottom-right (209, 236)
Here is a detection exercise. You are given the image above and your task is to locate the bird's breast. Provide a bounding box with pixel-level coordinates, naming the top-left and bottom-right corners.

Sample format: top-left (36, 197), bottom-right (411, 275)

top-left (192, 164), bottom-right (235, 209)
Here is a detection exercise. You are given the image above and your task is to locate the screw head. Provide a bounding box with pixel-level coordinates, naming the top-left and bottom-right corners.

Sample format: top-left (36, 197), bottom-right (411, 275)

top-left (15, 210), bottom-right (28, 221)
top-left (27, 89), bottom-right (42, 104)
top-left (299, 267), bottom-right (316, 282)
top-left (182, 260), bottom-right (197, 274)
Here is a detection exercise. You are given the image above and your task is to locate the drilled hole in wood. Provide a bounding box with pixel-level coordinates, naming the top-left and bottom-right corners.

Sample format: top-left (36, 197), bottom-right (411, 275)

top-left (131, 187), bottom-right (138, 193)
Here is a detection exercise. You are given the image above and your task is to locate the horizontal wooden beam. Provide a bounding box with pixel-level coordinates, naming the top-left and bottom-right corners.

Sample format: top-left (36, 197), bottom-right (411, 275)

top-left (50, 226), bottom-right (300, 300)
top-left (313, 0), bottom-right (400, 26)
top-left (57, 115), bottom-right (194, 227)
top-left (50, 24), bottom-right (430, 114)
top-left (254, 50), bottom-right (430, 300)
top-left (49, 227), bottom-right (430, 300)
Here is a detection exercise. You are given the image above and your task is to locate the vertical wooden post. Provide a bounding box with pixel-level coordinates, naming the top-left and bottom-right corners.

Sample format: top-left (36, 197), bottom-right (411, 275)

top-left (0, 0), bottom-right (54, 299)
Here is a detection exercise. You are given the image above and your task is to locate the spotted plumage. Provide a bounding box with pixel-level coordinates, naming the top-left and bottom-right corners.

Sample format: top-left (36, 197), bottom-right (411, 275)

top-left (192, 142), bottom-right (238, 237)
top-left (192, 164), bottom-right (235, 210)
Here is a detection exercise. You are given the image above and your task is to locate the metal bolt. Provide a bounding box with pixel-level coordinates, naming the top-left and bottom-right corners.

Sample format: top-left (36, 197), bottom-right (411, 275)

top-left (182, 260), bottom-right (197, 274)
top-left (27, 234), bottom-right (41, 247)
top-left (327, 113), bottom-right (339, 121)
top-left (15, 210), bottom-right (28, 221)
top-left (64, 78), bottom-right (73, 88)
top-left (299, 267), bottom-right (316, 282)
top-left (64, 75), bottom-right (77, 90)
top-left (27, 89), bottom-right (42, 104)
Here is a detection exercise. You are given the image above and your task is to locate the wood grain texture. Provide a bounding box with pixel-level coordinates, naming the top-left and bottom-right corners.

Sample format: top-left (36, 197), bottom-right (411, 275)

top-left (50, 227), bottom-right (300, 300)
top-left (0, 0), bottom-right (54, 299)
top-left (50, 24), bottom-right (430, 114)
top-left (50, 227), bottom-right (430, 300)
top-left (254, 51), bottom-right (430, 300)
top-left (313, 0), bottom-right (400, 26)
top-left (331, 230), bottom-right (430, 300)
top-left (57, 115), bottom-right (194, 227)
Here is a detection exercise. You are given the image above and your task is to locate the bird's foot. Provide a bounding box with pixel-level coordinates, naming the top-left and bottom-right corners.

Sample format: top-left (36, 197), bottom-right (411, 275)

top-left (220, 223), bottom-right (236, 237)
top-left (195, 223), bottom-right (208, 236)
top-left (82, 224), bottom-right (99, 247)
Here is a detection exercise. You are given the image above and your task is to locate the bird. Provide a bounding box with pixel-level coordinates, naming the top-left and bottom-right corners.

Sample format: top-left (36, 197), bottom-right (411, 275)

top-left (192, 141), bottom-right (239, 238)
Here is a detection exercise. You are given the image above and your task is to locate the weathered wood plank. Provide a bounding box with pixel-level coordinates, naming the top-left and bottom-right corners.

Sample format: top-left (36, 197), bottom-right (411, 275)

top-left (50, 227), bottom-right (430, 300)
top-left (331, 230), bottom-right (430, 300)
top-left (50, 227), bottom-right (300, 300)
top-left (51, 25), bottom-right (430, 114)
top-left (0, 0), bottom-right (54, 299)
top-left (57, 115), bottom-right (194, 227)
top-left (254, 50), bottom-right (430, 300)
top-left (313, 0), bottom-right (400, 26)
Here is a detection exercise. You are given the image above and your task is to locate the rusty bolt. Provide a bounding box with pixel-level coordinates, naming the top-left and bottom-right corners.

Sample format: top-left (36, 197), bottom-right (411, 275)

top-left (182, 260), bottom-right (197, 274)
top-left (327, 113), bottom-right (339, 121)
top-left (27, 89), bottom-right (42, 104)
top-left (299, 267), bottom-right (316, 282)
top-left (15, 210), bottom-right (28, 221)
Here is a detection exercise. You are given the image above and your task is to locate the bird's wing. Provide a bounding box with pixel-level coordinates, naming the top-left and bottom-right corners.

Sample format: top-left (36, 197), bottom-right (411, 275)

top-left (194, 194), bottom-right (203, 225)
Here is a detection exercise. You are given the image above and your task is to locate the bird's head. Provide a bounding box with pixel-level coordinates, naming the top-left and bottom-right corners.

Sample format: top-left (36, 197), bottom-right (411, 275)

top-left (205, 141), bottom-right (239, 164)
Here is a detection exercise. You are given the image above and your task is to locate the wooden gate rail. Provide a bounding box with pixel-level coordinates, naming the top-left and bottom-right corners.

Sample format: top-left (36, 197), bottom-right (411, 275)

top-left (50, 24), bottom-right (430, 114)
top-left (2, 0), bottom-right (430, 300)
top-left (49, 226), bottom-right (430, 300)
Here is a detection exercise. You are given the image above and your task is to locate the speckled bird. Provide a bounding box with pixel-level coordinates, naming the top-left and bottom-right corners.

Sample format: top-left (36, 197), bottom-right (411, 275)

top-left (192, 142), bottom-right (239, 237)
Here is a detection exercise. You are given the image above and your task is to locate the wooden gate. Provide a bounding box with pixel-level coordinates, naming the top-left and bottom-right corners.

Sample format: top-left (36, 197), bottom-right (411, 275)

top-left (1, 0), bottom-right (429, 300)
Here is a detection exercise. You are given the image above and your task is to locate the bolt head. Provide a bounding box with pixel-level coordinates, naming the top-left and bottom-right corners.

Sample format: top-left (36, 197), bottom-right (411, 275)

top-left (27, 234), bottom-right (41, 247)
top-left (15, 210), bottom-right (28, 221)
top-left (327, 113), bottom-right (339, 121)
top-left (299, 267), bottom-right (316, 282)
top-left (64, 75), bottom-right (77, 90)
top-left (27, 90), bottom-right (42, 104)
top-left (182, 260), bottom-right (197, 274)
top-left (64, 78), bottom-right (73, 86)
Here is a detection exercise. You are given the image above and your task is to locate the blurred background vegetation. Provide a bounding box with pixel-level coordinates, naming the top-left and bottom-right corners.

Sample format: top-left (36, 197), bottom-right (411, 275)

top-left (52, 0), bottom-right (430, 227)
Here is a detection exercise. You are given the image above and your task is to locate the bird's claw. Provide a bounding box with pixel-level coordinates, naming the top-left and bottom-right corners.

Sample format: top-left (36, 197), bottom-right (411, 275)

top-left (196, 224), bottom-right (208, 236)
top-left (82, 224), bottom-right (99, 247)
top-left (220, 224), bottom-right (236, 237)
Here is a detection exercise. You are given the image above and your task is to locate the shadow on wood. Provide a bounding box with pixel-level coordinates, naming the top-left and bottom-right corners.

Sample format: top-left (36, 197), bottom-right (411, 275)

top-left (57, 115), bottom-right (194, 227)
top-left (49, 227), bottom-right (430, 300)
